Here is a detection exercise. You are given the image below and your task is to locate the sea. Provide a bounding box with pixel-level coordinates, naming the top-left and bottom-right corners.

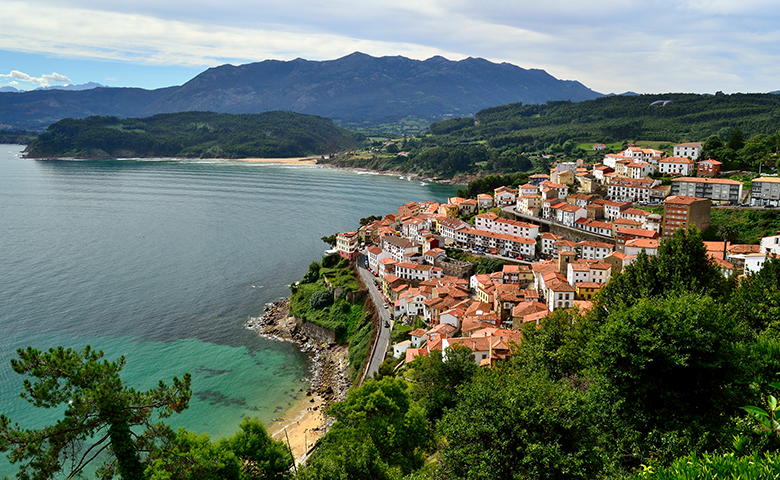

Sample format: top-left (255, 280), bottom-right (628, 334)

top-left (0, 144), bottom-right (456, 475)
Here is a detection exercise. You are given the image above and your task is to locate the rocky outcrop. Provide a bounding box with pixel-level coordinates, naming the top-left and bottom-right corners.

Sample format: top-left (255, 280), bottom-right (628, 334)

top-left (246, 299), bottom-right (350, 405)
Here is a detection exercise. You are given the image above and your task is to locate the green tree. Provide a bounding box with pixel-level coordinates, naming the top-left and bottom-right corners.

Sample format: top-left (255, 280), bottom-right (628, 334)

top-left (598, 228), bottom-right (729, 309)
top-left (219, 419), bottom-right (292, 480)
top-left (728, 258), bottom-right (780, 334)
top-left (0, 346), bottom-right (191, 480)
top-left (406, 346), bottom-right (477, 420)
top-left (300, 377), bottom-right (430, 478)
top-left (143, 418), bottom-right (291, 480)
top-left (320, 235), bottom-right (337, 247)
top-left (144, 429), bottom-right (241, 480)
top-left (438, 367), bottom-right (605, 480)
top-left (587, 294), bottom-right (752, 462)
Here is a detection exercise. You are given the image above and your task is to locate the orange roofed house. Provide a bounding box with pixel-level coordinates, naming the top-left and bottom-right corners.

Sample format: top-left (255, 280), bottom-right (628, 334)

top-left (336, 231), bottom-right (359, 260)
top-left (662, 195), bottom-right (711, 237)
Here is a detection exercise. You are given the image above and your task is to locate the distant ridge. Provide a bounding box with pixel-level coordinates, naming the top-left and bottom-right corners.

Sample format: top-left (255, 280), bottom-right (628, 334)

top-left (0, 52), bottom-right (601, 130)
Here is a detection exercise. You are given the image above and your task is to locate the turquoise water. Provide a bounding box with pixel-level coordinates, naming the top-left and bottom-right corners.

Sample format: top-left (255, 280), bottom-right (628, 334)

top-left (0, 145), bottom-right (455, 475)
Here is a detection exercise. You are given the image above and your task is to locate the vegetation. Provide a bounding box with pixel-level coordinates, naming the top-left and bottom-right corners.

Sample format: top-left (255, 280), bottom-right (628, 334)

top-left (0, 346), bottom-right (292, 480)
top-left (625, 452), bottom-right (780, 480)
top-left (0, 129), bottom-right (36, 144)
top-left (297, 377), bottom-right (431, 480)
top-left (701, 129), bottom-right (780, 170)
top-left (290, 254), bottom-right (372, 380)
top-left (25, 111), bottom-right (358, 159)
top-left (445, 248), bottom-right (508, 274)
top-left (300, 229), bottom-right (780, 479)
top-left (455, 172), bottom-right (529, 197)
top-left (703, 208), bottom-right (780, 244)
top-left (321, 93), bottom-right (780, 178)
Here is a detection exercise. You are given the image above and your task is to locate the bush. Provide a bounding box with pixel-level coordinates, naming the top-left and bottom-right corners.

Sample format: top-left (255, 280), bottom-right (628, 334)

top-left (301, 262), bottom-right (320, 284)
top-left (626, 452), bottom-right (780, 480)
top-left (309, 290), bottom-right (333, 310)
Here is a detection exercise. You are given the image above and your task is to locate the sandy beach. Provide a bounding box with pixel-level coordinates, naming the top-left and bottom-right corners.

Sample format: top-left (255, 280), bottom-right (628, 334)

top-left (269, 392), bottom-right (329, 462)
top-left (247, 300), bottom-right (350, 465)
top-left (209, 156), bottom-right (319, 164)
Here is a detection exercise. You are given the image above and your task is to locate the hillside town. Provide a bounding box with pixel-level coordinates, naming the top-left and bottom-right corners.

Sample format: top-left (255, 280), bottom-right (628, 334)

top-left (334, 142), bottom-right (780, 368)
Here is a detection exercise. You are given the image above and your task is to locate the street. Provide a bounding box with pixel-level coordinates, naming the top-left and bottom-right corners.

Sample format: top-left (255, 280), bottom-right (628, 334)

top-left (356, 264), bottom-right (393, 380)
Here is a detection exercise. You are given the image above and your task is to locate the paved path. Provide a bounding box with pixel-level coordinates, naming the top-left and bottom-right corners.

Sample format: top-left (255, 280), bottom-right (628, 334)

top-left (501, 206), bottom-right (616, 243)
top-left (357, 265), bottom-right (393, 380)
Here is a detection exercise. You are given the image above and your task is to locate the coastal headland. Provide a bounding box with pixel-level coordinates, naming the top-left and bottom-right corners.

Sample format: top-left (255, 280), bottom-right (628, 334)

top-left (246, 299), bottom-right (350, 462)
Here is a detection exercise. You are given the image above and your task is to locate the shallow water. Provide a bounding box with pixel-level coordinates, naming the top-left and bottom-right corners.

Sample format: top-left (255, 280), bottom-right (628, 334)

top-left (0, 145), bottom-right (455, 475)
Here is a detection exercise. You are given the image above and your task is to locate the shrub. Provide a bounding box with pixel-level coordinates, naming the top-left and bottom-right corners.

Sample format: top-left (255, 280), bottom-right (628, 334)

top-left (309, 290), bottom-right (333, 310)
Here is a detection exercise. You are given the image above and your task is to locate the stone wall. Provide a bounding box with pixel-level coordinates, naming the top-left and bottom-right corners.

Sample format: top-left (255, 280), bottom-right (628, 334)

top-left (301, 321), bottom-right (337, 344)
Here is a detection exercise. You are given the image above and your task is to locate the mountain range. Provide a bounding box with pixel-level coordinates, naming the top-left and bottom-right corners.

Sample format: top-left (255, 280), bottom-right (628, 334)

top-left (0, 82), bottom-right (105, 93)
top-left (0, 52), bottom-right (601, 131)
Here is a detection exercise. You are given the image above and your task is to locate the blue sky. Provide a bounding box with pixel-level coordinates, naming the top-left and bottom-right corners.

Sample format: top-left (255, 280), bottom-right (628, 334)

top-left (1, 0), bottom-right (779, 93)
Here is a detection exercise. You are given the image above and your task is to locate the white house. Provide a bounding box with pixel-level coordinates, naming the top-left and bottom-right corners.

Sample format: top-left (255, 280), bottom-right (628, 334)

top-left (477, 193), bottom-right (494, 210)
top-left (381, 235), bottom-right (420, 262)
top-left (607, 178), bottom-right (656, 203)
top-left (626, 161), bottom-right (655, 179)
top-left (474, 212), bottom-right (539, 239)
top-left (463, 229), bottom-right (537, 259)
top-left (658, 156), bottom-right (695, 176)
top-left (394, 262), bottom-right (443, 281)
top-left (545, 278), bottom-right (576, 311)
top-left (674, 142), bottom-right (703, 160)
top-left (624, 238), bottom-right (659, 257)
top-left (494, 186), bottom-right (518, 206)
top-left (577, 241), bottom-right (614, 260)
top-left (760, 234), bottom-right (780, 255)
top-left (552, 203), bottom-right (586, 227)
top-left (392, 340), bottom-right (412, 358)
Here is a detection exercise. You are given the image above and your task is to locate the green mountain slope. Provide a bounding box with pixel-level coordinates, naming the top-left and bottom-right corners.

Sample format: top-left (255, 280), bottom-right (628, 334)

top-left (25, 111), bottom-right (358, 158)
top-left (426, 93), bottom-right (780, 149)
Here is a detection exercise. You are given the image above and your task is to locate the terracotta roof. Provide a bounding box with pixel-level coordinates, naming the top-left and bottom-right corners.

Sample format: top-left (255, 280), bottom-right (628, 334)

top-left (578, 240), bottom-right (614, 249)
top-left (463, 228), bottom-right (536, 244)
top-left (616, 227), bottom-right (658, 238)
top-left (664, 195), bottom-right (709, 205)
top-left (541, 232), bottom-right (565, 240)
top-left (576, 282), bottom-right (603, 289)
top-left (753, 177), bottom-right (780, 184)
top-left (625, 238), bottom-right (659, 249)
top-left (623, 208), bottom-right (650, 217)
top-left (659, 156), bottom-right (695, 164)
top-left (675, 142), bottom-right (702, 147)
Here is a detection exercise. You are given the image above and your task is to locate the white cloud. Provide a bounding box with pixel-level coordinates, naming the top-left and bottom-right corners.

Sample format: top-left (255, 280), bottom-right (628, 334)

top-left (0, 69), bottom-right (71, 87)
top-left (1, 0), bottom-right (779, 93)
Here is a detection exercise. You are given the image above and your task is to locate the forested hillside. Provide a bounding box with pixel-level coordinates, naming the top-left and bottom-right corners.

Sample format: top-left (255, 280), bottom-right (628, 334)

top-left (321, 93), bottom-right (780, 178)
top-left (25, 111), bottom-right (358, 158)
top-left (426, 93), bottom-right (780, 149)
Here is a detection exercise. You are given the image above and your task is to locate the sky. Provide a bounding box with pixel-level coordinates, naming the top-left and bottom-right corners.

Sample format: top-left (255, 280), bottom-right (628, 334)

top-left (1, 0), bottom-right (779, 93)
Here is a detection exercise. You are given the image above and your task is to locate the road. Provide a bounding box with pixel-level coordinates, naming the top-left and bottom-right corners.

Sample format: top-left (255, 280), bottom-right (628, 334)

top-left (356, 264), bottom-right (393, 381)
top-left (502, 206), bottom-right (616, 243)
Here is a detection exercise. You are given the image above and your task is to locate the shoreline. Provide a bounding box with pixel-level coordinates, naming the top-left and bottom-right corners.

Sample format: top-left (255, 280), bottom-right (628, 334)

top-left (26, 154), bottom-right (320, 165)
top-left (22, 147), bottom-right (465, 185)
top-left (245, 299), bottom-right (349, 463)
top-left (316, 162), bottom-right (466, 185)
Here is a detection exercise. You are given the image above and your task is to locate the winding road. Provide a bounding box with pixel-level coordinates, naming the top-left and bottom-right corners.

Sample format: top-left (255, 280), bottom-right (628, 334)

top-left (357, 264), bottom-right (393, 380)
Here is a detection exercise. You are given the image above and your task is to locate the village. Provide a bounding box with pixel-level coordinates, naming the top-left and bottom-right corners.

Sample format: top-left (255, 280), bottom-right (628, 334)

top-left (333, 142), bottom-right (780, 368)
